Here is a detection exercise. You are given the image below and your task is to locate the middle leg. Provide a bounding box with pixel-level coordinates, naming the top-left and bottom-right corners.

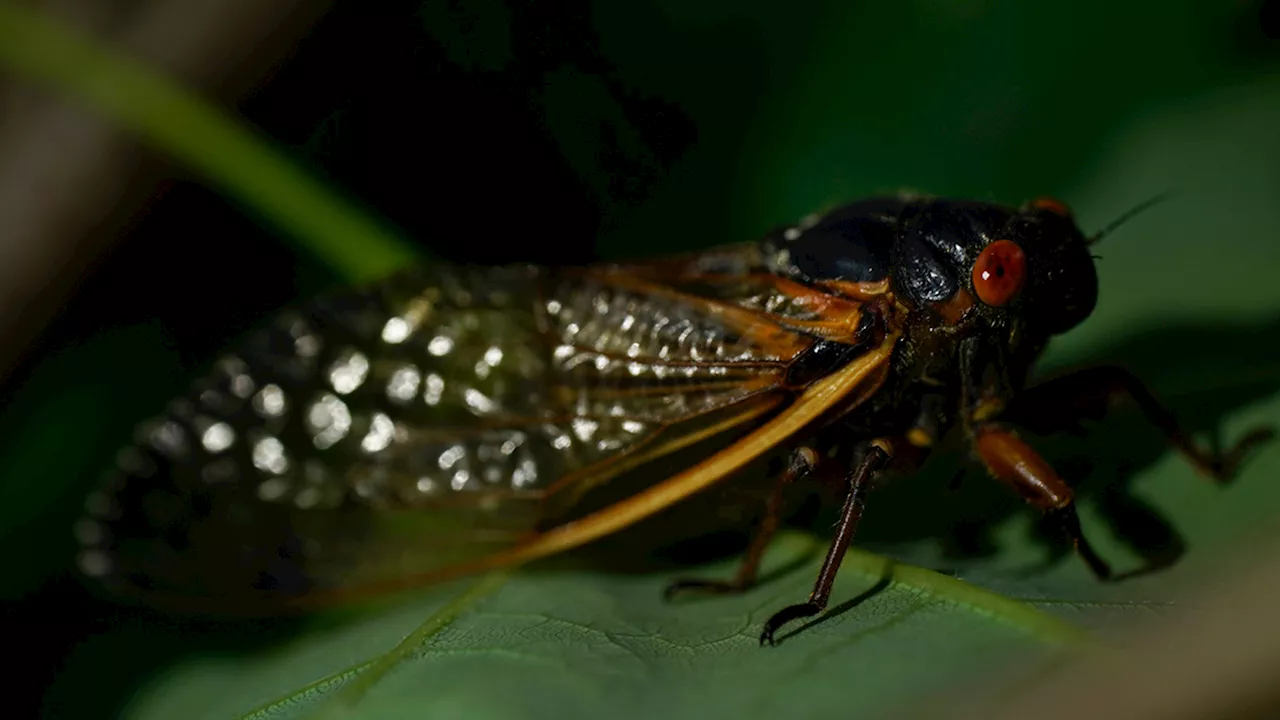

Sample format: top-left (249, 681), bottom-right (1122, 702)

top-left (663, 444), bottom-right (821, 599)
top-left (759, 439), bottom-right (892, 645)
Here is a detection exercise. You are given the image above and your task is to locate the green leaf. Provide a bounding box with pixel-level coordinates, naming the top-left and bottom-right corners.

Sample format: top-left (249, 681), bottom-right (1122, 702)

top-left (121, 537), bottom-right (1087, 720)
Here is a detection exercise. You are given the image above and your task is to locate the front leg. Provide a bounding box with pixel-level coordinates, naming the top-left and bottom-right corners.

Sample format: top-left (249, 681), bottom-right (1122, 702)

top-left (974, 425), bottom-right (1113, 579)
top-left (1006, 365), bottom-right (1273, 482)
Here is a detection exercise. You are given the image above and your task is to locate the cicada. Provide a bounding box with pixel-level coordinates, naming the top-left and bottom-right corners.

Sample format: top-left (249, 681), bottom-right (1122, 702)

top-left (74, 194), bottom-right (1272, 644)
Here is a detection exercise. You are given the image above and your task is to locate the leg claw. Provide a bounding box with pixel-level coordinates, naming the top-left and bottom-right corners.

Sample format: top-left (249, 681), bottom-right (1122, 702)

top-left (759, 602), bottom-right (822, 646)
top-left (1207, 426), bottom-right (1275, 484)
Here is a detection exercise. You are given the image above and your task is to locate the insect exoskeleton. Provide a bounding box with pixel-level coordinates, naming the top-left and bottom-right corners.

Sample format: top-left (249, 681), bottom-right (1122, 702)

top-left (75, 193), bottom-right (1273, 644)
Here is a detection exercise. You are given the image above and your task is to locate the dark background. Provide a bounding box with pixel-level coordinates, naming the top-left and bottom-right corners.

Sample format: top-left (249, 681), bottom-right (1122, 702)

top-left (1, 1), bottom-right (1277, 717)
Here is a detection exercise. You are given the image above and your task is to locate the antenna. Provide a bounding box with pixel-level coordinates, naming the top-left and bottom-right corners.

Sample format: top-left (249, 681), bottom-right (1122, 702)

top-left (1087, 191), bottom-right (1174, 246)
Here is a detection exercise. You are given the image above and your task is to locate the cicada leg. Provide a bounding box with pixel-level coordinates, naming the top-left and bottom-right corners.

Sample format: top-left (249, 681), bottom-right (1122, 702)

top-left (662, 445), bottom-right (820, 600)
top-left (1007, 366), bottom-right (1274, 482)
top-left (759, 440), bottom-right (892, 646)
top-left (973, 425), bottom-right (1112, 580)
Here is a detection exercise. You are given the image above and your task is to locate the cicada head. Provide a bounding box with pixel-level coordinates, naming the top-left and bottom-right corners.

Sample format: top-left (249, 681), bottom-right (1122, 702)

top-left (876, 195), bottom-right (1108, 423)
top-left (889, 196), bottom-right (1098, 337)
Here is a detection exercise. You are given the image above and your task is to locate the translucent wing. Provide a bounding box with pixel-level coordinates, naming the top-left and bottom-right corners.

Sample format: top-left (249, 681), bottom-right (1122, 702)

top-left (75, 247), bottom-right (892, 612)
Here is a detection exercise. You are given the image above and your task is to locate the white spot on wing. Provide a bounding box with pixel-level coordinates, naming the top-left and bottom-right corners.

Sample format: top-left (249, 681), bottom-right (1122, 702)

top-left (77, 550), bottom-right (112, 577)
top-left (253, 384), bottom-right (286, 417)
top-left (381, 317), bottom-right (411, 344)
top-left (499, 434), bottom-right (524, 455)
top-left (423, 373), bottom-right (445, 406)
top-left (201, 421), bottom-right (235, 453)
top-left (295, 334), bottom-right (321, 358)
top-left (572, 417), bottom-right (599, 442)
top-left (464, 388), bottom-right (496, 414)
top-left (428, 335), bottom-right (455, 356)
top-left (361, 413), bottom-right (396, 453)
top-left (307, 393), bottom-right (352, 449)
top-left (149, 421), bottom-right (187, 458)
top-left (253, 436), bottom-right (289, 475)
top-left (229, 373), bottom-right (254, 399)
top-left (328, 350), bottom-right (369, 394)
top-left (258, 476), bottom-right (290, 501)
top-left (511, 458), bottom-right (538, 488)
top-left (387, 365), bottom-right (421, 402)
top-left (437, 444), bottom-right (465, 470)
top-left (295, 486), bottom-right (322, 509)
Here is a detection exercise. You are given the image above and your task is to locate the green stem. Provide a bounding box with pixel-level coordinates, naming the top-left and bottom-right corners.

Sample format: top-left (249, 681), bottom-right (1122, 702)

top-left (236, 573), bottom-right (509, 720)
top-left (0, 1), bottom-right (419, 281)
top-left (840, 546), bottom-right (1097, 648)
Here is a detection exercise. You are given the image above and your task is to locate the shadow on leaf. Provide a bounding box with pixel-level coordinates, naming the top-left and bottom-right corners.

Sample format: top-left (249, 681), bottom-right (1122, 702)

top-left (772, 574), bottom-right (895, 646)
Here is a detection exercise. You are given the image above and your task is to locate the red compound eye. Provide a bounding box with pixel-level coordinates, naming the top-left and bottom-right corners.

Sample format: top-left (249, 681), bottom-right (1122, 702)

top-left (1030, 196), bottom-right (1072, 217)
top-left (971, 239), bottom-right (1026, 307)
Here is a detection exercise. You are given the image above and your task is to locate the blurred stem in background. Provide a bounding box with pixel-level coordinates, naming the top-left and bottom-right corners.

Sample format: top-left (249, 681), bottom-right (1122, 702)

top-left (0, 0), bottom-right (419, 382)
